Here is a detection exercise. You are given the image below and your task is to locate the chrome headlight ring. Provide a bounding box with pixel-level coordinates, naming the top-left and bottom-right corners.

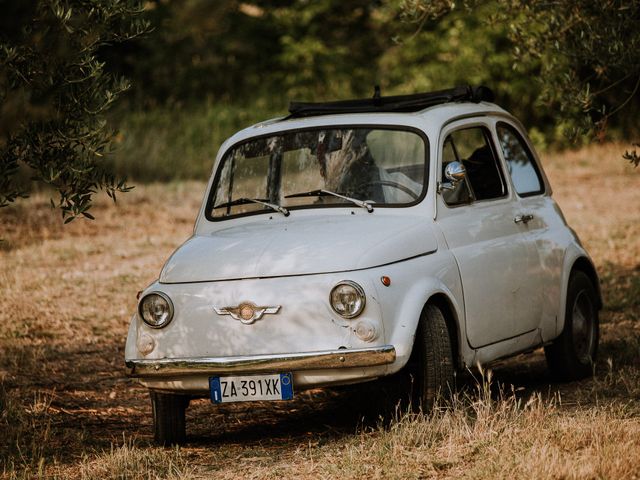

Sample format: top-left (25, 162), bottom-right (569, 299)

top-left (138, 291), bottom-right (175, 329)
top-left (330, 280), bottom-right (366, 319)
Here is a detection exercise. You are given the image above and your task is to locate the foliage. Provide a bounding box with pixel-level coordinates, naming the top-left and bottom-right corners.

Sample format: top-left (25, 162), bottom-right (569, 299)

top-left (81, 0), bottom-right (640, 184)
top-left (3, 0), bottom-right (638, 205)
top-left (623, 145), bottom-right (640, 167)
top-left (101, 1), bottom-right (281, 106)
top-left (107, 101), bottom-right (281, 181)
top-left (104, 0), bottom-right (395, 105)
top-left (401, 0), bottom-right (640, 164)
top-left (381, 2), bottom-right (553, 140)
top-left (271, 0), bottom-right (393, 99)
top-left (0, 0), bottom-right (149, 221)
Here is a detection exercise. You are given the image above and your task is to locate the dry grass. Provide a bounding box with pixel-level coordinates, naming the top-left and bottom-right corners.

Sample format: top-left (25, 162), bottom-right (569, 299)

top-left (77, 441), bottom-right (194, 480)
top-left (0, 143), bottom-right (639, 479)
top-left (286, 392), bottom-right (640, 479)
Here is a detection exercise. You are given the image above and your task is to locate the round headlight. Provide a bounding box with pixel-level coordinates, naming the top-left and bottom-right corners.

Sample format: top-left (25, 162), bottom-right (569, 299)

top-left (139, 292), bottom-right (174, 328)
top-left (330, 281), bottom-right (366, 318)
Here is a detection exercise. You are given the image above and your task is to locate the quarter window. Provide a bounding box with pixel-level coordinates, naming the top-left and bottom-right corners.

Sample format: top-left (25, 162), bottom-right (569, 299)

top-left (442, 126), bottom-right (507, 205)
top-left (496, 123), bottom-right (544, 196)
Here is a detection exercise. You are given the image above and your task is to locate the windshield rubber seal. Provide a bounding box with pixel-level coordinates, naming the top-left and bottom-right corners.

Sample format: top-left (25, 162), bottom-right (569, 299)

top-left (204, 124), bottom-right (430, 222)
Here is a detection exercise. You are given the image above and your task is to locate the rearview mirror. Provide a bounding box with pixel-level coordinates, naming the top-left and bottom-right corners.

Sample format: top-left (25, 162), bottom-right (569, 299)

top-left (438, 161), bottom-right (467, 192)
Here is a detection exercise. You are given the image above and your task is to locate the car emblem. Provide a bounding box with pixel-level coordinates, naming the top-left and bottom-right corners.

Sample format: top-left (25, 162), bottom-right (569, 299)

top-left (214, 302), bottom-right (281, 325)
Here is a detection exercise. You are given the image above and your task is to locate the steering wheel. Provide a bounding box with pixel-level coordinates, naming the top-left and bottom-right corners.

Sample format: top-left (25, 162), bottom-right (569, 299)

top-left (365, 180), bottom-right (420, 200)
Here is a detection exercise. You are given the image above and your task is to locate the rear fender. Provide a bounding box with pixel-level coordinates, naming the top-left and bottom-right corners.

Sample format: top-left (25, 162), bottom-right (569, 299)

top-left (558, 245), bottom-right (602, 337)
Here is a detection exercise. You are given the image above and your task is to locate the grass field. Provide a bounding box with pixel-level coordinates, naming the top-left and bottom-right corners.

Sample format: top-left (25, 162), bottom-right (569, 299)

top-left (1, 143), bottom-right (639, 479)
top-left (106, 103), bottom-right (282, 182)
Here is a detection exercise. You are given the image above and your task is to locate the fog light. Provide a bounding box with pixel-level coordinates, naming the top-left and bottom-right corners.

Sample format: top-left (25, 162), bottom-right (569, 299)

top-left (137, 333), bottom-right (156, 355)
top-left (354, 321), bottom-right (378, 342)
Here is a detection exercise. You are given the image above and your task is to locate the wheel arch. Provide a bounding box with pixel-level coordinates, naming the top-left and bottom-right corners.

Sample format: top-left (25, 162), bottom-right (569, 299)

top-left (557, 249), bottom-right (603, 337)
top-left (385, 276), bottom-right (467, 373)
top-left (571, 257), bottom-right (603, 310)
top-left (424, 293), bottom-right (463, 370)
top-left (400, 292), bottom-right (464, 372)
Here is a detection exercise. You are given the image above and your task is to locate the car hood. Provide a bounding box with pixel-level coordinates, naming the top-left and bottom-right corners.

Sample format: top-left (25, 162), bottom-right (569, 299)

top-left (160, 214), bottom-right (438, 283)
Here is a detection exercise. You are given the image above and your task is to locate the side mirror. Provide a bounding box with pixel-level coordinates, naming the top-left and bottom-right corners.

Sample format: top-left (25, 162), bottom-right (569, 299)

top-left (439, 161), bottom-right (467, 192)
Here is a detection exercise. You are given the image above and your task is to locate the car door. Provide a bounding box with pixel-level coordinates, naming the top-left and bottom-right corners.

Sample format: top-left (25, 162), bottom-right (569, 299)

top-left (493, 120), bottom-right (558, 340)
top-left (435, 120), bottom-right (543, 348)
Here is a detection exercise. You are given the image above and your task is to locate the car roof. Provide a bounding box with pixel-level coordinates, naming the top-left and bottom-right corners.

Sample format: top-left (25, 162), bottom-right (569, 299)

top-left (286, 85), bottom-right (492, 116)
top-left (219, 101), bottom-right (512, 152)
top-left (415, 101), bottom-right (510, 125)
top-left (216, 86), bottom-right (523, 153)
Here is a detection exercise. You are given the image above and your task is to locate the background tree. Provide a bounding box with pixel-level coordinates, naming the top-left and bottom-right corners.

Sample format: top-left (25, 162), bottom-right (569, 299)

top-left (0, 0), bottom-right (148, 221)
top-left (401, 0), bottom-right (640, 165)
top-left (3, 0), bottom-right (637, 210)
top-left (103, 0), bottom-right (393, 105)
top-left (379, 1), bottom-right (551, 143)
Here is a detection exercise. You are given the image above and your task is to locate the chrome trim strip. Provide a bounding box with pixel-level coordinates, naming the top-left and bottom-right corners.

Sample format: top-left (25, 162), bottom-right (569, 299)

top-left (126, 345), bottom-right (396, 378)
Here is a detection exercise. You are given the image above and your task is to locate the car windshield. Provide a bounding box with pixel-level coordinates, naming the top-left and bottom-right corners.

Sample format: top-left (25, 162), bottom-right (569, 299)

top-left (207, 127), bottom-right (427, 219)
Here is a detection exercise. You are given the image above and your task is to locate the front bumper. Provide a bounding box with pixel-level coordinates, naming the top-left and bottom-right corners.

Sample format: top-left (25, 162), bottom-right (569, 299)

top-left (126, 345), bottom-right (396, 378)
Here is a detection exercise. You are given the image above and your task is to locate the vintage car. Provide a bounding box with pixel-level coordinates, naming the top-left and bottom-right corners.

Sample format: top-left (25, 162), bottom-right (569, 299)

top-left (125, 86), bottom-right (601, 445)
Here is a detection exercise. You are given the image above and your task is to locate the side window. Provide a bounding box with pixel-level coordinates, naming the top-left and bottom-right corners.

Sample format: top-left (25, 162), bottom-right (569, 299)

top-left (496, 123), bottom-right (544, 196)
top-left (442, 126), bottom-right (507, 205)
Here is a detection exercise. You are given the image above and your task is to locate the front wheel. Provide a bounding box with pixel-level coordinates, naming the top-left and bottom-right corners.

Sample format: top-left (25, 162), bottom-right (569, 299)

top-left (150, 391), bottom-right (190, 446)
top-left (412, 304), bottom-right (455, 411)
top-left (545, 271), bottom-right (599, 380)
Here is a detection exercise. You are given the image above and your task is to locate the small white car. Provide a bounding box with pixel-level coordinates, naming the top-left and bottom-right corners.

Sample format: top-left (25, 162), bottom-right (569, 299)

top-left (125, 86), bottom-right (601, 445)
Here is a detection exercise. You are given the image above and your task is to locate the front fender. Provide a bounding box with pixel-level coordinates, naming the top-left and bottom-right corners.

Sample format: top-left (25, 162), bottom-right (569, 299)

top-left (372, 251), bottom-right (466, 373)
top-left (124, 313), bottom-right (139, 361)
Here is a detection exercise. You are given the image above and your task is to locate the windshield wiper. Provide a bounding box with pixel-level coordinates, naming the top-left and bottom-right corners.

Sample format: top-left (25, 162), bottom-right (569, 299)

top-left (214, 197), bottom-right (290, 217)
top-left (285, 189), bottom-right (374, 213)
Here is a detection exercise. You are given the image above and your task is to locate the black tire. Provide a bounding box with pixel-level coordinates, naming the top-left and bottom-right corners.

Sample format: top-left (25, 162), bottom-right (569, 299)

top-left (545, 270), bottom-right (599, 380)
top-left (150, 391), bottom-right (189, 446)
top-left (412, 304), bottom-right (455, 411)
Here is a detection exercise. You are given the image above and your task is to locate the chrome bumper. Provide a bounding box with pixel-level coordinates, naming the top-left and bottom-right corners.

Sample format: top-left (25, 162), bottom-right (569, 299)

top-left (126, 345), bottom-right (396, 378)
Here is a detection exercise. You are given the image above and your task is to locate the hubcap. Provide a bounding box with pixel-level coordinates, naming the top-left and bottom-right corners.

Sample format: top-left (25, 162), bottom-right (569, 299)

top-left (572, 290), bottom-right (595, 363)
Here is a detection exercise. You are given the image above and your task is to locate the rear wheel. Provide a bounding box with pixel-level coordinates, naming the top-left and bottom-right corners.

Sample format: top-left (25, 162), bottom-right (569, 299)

top-left (412, 304), bottom-right (455, 411)
top-left (545, 270), bottom-right (599, 380)
top-left (150, 391), bottom-right (189, 446)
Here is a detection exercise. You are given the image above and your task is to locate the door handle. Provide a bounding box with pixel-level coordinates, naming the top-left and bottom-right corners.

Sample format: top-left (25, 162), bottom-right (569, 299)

top-left (514, 214), bottom-right (534, 224)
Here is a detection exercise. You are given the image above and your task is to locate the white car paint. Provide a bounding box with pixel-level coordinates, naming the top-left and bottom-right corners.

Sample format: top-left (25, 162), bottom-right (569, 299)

top-left (160, 214), bottom-right (438, 283)
top-left (125, 101), bottom-right (600, 395)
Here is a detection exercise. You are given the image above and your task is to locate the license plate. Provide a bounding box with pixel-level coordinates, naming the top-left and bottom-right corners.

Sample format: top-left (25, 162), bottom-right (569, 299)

top-left (209, 373), bottom-right (294, 404)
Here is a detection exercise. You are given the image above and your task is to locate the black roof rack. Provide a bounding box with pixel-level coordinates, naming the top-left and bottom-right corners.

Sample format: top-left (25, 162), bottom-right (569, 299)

top-left (287, 85), bottom-right (494, 119)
